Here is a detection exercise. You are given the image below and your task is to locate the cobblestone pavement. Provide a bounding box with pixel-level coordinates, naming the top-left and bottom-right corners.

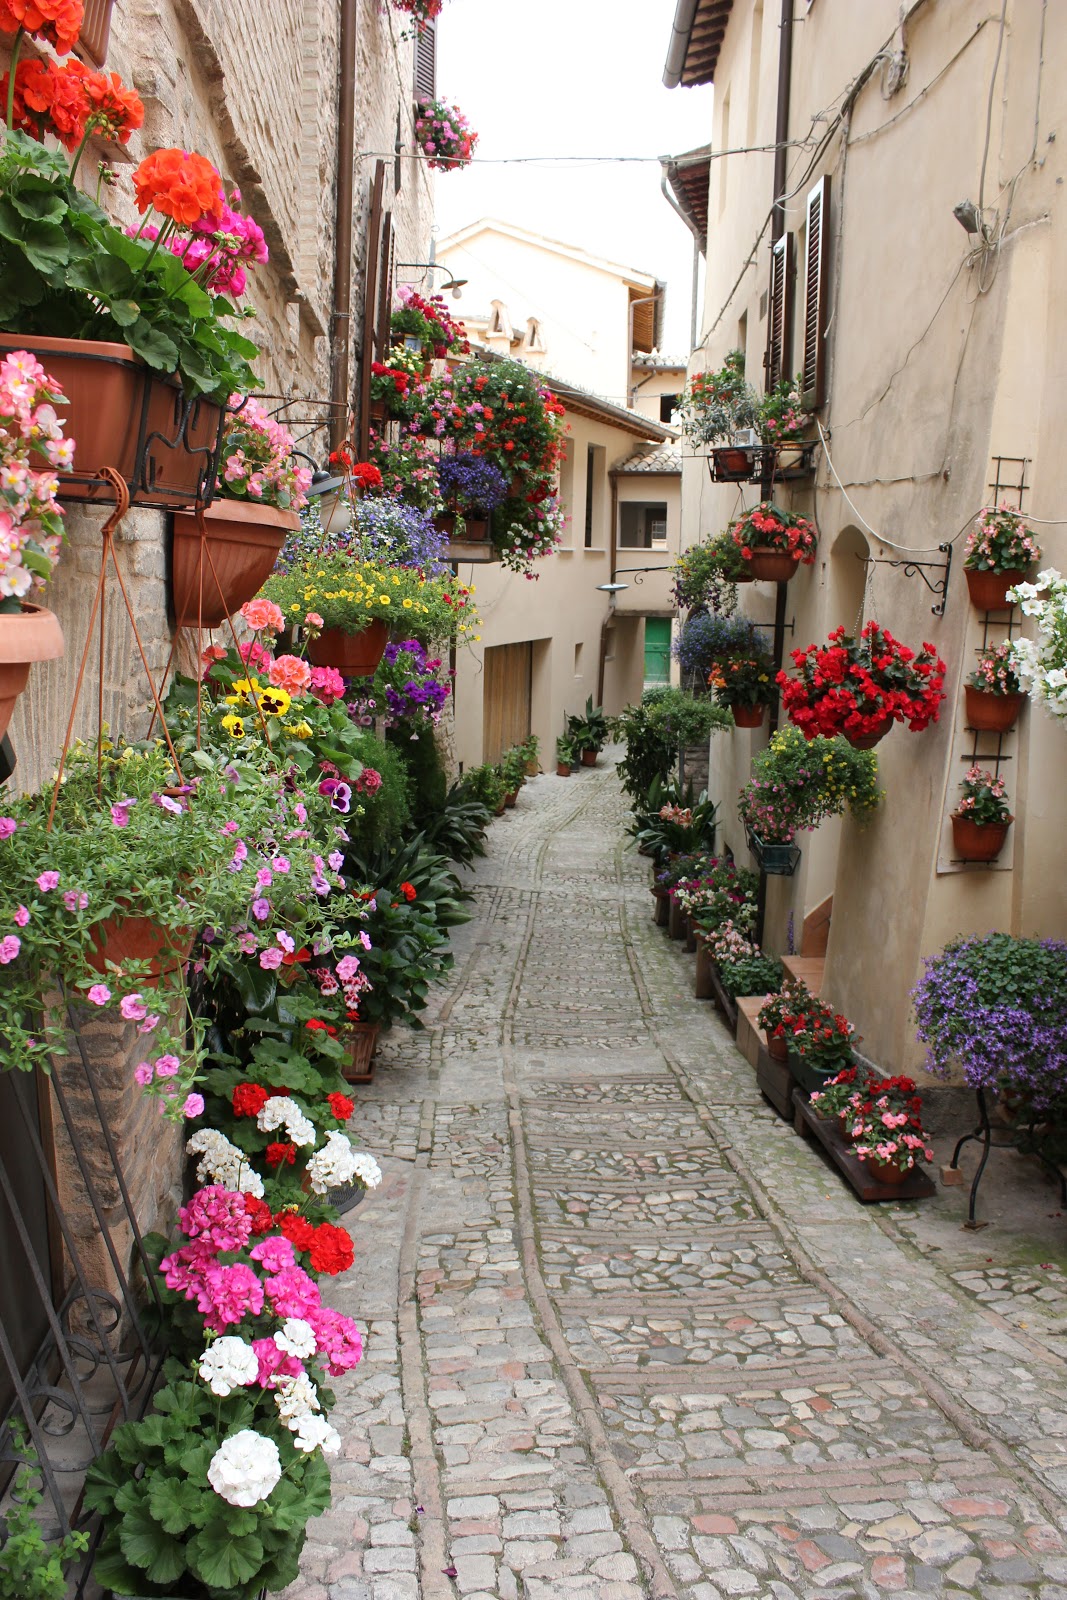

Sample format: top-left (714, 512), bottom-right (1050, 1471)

top-left (287, 759), bottom-right (1067, 1600)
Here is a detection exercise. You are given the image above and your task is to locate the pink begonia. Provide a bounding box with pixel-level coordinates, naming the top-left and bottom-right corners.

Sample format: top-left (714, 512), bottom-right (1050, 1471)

top-left (183, 1093), bottom-right (205, 1118)
top-left (336, 954), bottom-right (361, 982)
top-left (87, 983), bottom-right (111, 1006)
top-left (133, 1063), bottom-right (153, 1086)
top-left (0, 818), bottom-right (16, 840)
top-left (154, 1055), bottom-right (181, 1078)
top-left (0, 935), bottom-right (20, 964)
top-left (251, 1336), bottom-right (304, 1389)
top-left (14, 905), bottom-right (29, 927)
top-left (36, 871), bottom-right (59, 891)
top-left (63, 889), bottom-right (88, 912)
top-left (196, 1261), bottom-right (264, 1333)
top-left (120, 993), bottom-right (147, 1021)
top-left (260, 946), bottom-right (284, 970)
top-left (306, 1306), bottom-right (364, 1375)
top-left (264, 1265), bottom-right (321, 1320)
top-left (180, 1186), bottom-right (253, 1252)
top-left (250, 1235), bottom-right (296, 1273)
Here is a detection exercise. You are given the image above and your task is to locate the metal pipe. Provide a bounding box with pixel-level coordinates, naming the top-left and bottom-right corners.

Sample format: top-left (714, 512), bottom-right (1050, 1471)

top-left (330, 0), bottom-right (358, 451)
top-left (663, 0), bottom-right (701, 88)
top-left (771, 0), bottom-right (794, 244)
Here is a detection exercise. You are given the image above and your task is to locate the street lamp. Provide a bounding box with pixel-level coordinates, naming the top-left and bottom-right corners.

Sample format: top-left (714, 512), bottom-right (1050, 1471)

top-left (396, 261), bottom-right (469, 299)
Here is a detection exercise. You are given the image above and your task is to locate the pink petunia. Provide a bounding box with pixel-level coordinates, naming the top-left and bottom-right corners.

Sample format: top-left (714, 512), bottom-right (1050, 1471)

top-left (36, 871), bottom-right (59, 892)
top-left (0, 935), bottom-right (20, 965)
top-left (87, 983), bottom-right (111, 1006)
top-left (260, 947), bottom-right (284, 970)
top-left (14, 905), bottom-right (29, 927)
top-left (183, 1093), bottom-right (205, 1118)
top-left (120, 994), bottom-right (148, 1022)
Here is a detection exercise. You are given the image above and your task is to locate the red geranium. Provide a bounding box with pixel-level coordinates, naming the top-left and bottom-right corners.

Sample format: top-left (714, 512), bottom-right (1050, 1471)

top-left (730, 502), bottom-right (817, 564)
top-left (275, 1211), bottom-right (316, 1251)
top-left (327, 1092), bottom-right (355, 1121)
top-left (265, 1141), bottom-right (298, 1168)
top-left (399, 881), bottom-right (417, 902)
top-left (778, 621), bottom-right (946, 744)
top-left (351, 461), bottom-right (383, 491)
top-left (232, 1082), bottom-right (270, 1118)
top-left (243, 1193), bottom-right (276, 1235)
top-left (308, 1222), bottom-right (354, 1275)
top-left (0, 0), bottom-right (83, 54)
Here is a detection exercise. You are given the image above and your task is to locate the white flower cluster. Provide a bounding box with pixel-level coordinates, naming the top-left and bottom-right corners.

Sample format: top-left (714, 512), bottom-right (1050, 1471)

top-left (187, 1128), bottom-right (265, 1197)
top-left (274, 1371), bottom-right (341, 1456)
top-left (256, 1093), bottom-right (316, 1147)
top-left (198, 1336), bottom-right (259, 1397)
top-left (207, 1429), bottom-right (282, 1507)
top-left (1008, 570), bottom-right (1067, 720)
top-left (275, 1317), bottom-right (317, 1358)
top-left (305, 1132), bottom-right (382, 1196)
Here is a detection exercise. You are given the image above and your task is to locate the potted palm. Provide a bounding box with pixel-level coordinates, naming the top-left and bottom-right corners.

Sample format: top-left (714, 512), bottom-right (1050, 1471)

top-left (965, 642), bottom-right (1026, 731)
top-left (950, 766), bottom-right (1013, 862)
top-left (963, 506), bottom-right (1041, 611)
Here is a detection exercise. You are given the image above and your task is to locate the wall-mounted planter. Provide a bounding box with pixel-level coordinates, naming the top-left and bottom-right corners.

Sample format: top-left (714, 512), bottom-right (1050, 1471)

top-left (964, 686), bottom-right (1025, 732)
top-left (0, 603), bottom-right (64, 741)
top-left (743, 551), bottom-right (801, 583)
top-left (964, 566), bottom-right (1027, 611)
top-left (731, 703), bottom-right (766, 729)
top-left (171, 500), bottom-right (298, 629)
top-left (747, 830), bottom-right (801, 876)
top-left (951, 812), bottom-right (1012, 863)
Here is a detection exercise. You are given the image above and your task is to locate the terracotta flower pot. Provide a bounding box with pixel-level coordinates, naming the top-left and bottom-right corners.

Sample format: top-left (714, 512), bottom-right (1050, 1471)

top-left (369, 399), bottom-right (388, 427)
top-left (965, 566), bottom-right (1027, 611)
top-left (0, 333), bottom-right (221, 507)
top-left (951, 812), bottom-right (1012, 862)
top-left (864, 1154), bottom-right (908, 1186)
top-left (580, 748), bottom-right (598, 767)
top-left (87, 912), bottom-right (194, 984)
top-left (745, 550), bottom-right (800, 583)
top-left (964, 685), bottom-right (1025, 732)
top-left (434, 513), bottom-right (457, 537)
top-left (171, 500), bottom-right (299, 629)
top-left (463, 517), bottom-right (490, 541)
top-left (731, 703), bottom-right (766, 729)
top-left (307, 619), bottom-right (389, 677)
top-left (0, 603), bottom-right (64, 742)
top-left (767, 1032), bottom-right (789, 1063)
top-left (556, 762), bottom-right (572, 777)
top-left (504, 789), bottom-right (518, 808)
top-left (341, 1021), bottom-right (380, 1085)
top-left (845, 715), bottom-right (894, 750)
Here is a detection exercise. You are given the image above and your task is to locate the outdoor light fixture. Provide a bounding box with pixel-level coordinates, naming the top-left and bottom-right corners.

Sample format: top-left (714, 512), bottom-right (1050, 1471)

top-left (396, 261), bottom-right (468, 299)
top-left (292, 452), bottom-right (351, 534)
top-left (596, 582), bottom-right (630, 594)
top-left (953, 199), bottom-right (982, 235)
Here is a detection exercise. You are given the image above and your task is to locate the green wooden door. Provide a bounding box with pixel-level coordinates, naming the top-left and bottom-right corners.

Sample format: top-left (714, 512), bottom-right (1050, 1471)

top-left (644, 617), bottom-right (671, 685)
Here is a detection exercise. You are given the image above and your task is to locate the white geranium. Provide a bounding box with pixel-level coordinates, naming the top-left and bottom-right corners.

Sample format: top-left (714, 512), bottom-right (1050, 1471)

top-left (186, 1129), bottom-right (265, 1198)
top-left (256, 1094), bottom-right (316, 1147)
top-left (207, 1429), bottom-right (282, 1507)
top-left (274, 1371), bottom-right (321, 1423)
top-left (1008, 568), bottom-right (1067, 721)
top-left (275, 1317), bottom-right (317, 1359)
top-left (291, 1412), bottom-right (342, 1456)
top-left (198, 1337), bottom-right (259, 1397)
top-left (305, 1132), bottom-right (381, 1196)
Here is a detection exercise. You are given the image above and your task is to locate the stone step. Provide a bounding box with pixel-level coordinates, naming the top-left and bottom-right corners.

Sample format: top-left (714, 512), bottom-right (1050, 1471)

top-left (781, 954), bottom-right (825, 994)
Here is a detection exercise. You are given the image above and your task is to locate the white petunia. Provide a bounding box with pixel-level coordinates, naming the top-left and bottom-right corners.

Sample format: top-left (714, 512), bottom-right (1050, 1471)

top-left (207, 1430), bottom-right (282, 1507)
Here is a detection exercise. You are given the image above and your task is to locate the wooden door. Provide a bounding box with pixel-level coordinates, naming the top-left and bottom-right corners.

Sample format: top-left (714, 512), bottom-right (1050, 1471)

top-left (483, 643), bottom-right (532, 764)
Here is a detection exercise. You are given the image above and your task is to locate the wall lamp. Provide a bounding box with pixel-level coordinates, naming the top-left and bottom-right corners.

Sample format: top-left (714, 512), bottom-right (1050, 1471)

top-left (396, 261), bottom-right (469, 299)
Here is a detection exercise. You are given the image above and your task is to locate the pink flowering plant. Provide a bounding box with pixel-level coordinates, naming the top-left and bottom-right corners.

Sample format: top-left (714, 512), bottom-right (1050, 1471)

top-left (964, 504), bottom-right (1041, 575)
top-left (414, 95), bottom-right (477, 170)
top-left (953, 765), bottom-right (1012, 826)
top-left (0, 350), bottom-right (73, 608)
top-left (730, 502), bottom-right (818, 565)
top-left (217, 395), bottom-right (313, 512)
top-left (967, 640), bottom-right (1023, 697)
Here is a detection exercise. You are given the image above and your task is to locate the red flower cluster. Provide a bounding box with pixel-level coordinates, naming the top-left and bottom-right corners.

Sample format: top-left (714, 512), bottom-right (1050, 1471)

top-left (133, 147), bottom-right (224, 227)
top-left (327, 1092), bottom-right (355, 1121)
top-left (779, 621), bottom-right (946, 743)
top-left (232, 1082), bottom-right (270, 1118)
top-left (243, 1193), bottom-right (275, 1234)
top-left (731, 502), bottom-right (817, 564)
top-left (305, 1018), bottom-right (338, 1037)
top-left (1, 55), bottom-right (144, 151)
top-left (0, 0), bottom-right (82, 54)
top-left (399, 881), bottom-right (417, 903)
top-left (371, 362), bottom-right (411, 396)
top-left (265, 1141), bottom-right (297, 1168)
top-left (351, 461), bottom-right (383, 491)
top-left (276, 1211), bottom-right (354, 1275)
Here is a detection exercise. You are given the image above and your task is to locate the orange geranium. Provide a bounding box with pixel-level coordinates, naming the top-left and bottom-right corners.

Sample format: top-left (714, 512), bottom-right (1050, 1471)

top-left (133, 147), bottom-right (224, 227)
top-left (80, 65), bottom-right (144, 142)
top-left (0, 0), bottom-right (83, 54)
top-left (1, 56), bottom-right (143, 150)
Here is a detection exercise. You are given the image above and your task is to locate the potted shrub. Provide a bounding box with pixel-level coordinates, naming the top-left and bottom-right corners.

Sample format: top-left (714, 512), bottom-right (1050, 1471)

top-left (730, 502), bottom-right (818, 582)
top-left (633, 786), bottom-right (719, 863)
top-left (1008, 568), bottom-right (1067, 722)
top-left (786, 996), bottom-right (857, 1093)
top-left (567, 697), bottom-right (608, 766)
top-left (555, 735), bottom-right (576, 776)
top-left (0, 50), bottom-right (264, 505)
top-left (757, 978), bottom-right (813, 1062)
top-left (520, 733), bottom-right (540, 776)
top-left (963, 505), bottom-right (1041, 610)
top-left (670, 532), bottom-right (750, 617)
top-left (436, 453), bottom-right (509, 540)
top-left (950, 765), bottom-right (1013, 862)
top-left (611, 688), bottom-right (732, 803)
top-left (500, 746), bottom-right (526, 806)
top-left (414, 95), bottom-right (478, 171)
top-left (965, 641), bottom-right (1026, 731)
top-left (708, 650), bottom-right (776, 728)
top-left (0, 350), bottom-right (68, 738)
top-left (465, 762), bottom-right (507, 813)
top-left (172, 398), bottom-right (312, 629)
top-left (390, 285), bottom-right (469, 365)
top-left (738, 726), bottom-right (882, 872)
top-left (778, 621), bottom-right (946, 748)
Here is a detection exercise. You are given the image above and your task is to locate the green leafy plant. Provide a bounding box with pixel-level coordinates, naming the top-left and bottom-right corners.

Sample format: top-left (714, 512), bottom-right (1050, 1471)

top-left (671, 533), bottom-right (746, 614)
top-left (678, 350), bottom-right (759, 447)
top-left (718, 951), bottom-right (784, 1000)
top-left (738, 726), bottom-right (882, 843)
top-left (499, 746), bottom-right (528, 794)
top-left (262, 557), bottom-right (476, 643)
top-left (0, 1427), bottom-right (88, 1600)
top-left (631, 779), bottom-right (718, 862)
top-left (566, 697), bottom-right (608, 754)
top-left (463, 762), bottom-right (507, 811)
top-left (425, 779), bottom-right (492, 866)
top-left (555, 735), bottom-right (576, 766)
top-left (611, 688), bottom-right (731, 801)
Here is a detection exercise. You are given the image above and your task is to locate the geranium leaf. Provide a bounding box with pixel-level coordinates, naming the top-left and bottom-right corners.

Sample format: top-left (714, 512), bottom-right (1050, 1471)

top-left (147, 1473), bottom-right (211, 1534)
top-left (186, 1522), bottom-right (265, 1590)
top-left (118, 1503), bottom-right (188, 1584)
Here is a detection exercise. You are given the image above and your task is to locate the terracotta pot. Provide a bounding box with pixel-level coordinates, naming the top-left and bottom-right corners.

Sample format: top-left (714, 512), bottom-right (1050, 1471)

top-left (434, 513), bottom-right (457, 536)
top-left (422, 361), bottom-right (434, 380)
top-left (0, 333), bottom-right (220, 507)
top-left (341, 1021), bottom-right (380, 1085)
top-left (965, 566), bottom-right (1027, 611)
top-left (951, 812), bottom-right (1012, 863)
top-left (87, 912), bottom-right (194, 984)
top-left (580, 748), bottom-right (598, 767)
top-left (494, 798), bottom-right (506, 816)
top-left (171, 500), bottom-right (298, 629)
top-left (845, 715), bottom-right (894, 750)
top-left (556, 762), bottom-right (572, 777)
top-left (462, 517), bottom-right (490, 541)
top-left (767, 1032), bottom-right (788, 1063)
top-left (0, 603), bottom-right (64, 742)
top-left (307, 619), bottom-right (389, 677)
top-left (731, 703), bottom-right (766, 729)
top-left (504, 790), bottom-right (518, 808)
top-left (745, 550), bottom-right (800, 583)
top-left (369, 399), bottom-right (388, 427)
top-left (964, 685), bottom-right (1025, 732)
top-left (865, 1154), bottom-right (908, 1186)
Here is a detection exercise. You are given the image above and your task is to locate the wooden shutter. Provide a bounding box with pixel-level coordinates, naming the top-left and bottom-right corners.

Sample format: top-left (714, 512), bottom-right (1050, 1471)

top-left (357, 161), bottom-right (387, 457)
top-left (801, 175), bottom-right (831, 410)
top-left (376, 212), bottom-right (396, 361)
top-left (764, 231), bottom-right (794, 391)
top-left (414, 18), bottom-right (437, 104)
top-left (77, 0), bottom-right (114, 64)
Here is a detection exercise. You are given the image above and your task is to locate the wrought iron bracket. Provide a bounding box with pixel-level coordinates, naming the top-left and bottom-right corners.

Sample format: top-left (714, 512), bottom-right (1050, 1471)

top-left (613, 565), bottom-right (670, 586)
top-left (862, 543), bottom-right (953, 617)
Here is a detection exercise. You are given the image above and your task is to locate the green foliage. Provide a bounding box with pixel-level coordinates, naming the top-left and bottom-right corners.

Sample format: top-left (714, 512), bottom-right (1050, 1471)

top-left (463, 762), bottom-right (506, 811)
top-left (498, 745), bottom-right (528, 794)
top-left (611, 688), bottom-right (732, 801)
top-left (0, 1428), bottom-right (88, 1600)
top-left (738, 726), bottom-right (882, 844)
top-left (631, 778), bottom-right (718, 863)
top-left (670, 533), bottom-right (746, 613)
top-left (555, 735), bottom-right (576, 764)
top-left (424, 779), bottom-right (492, 867)
top-left (387, 724), bottom-right (443, 817)
top-left (566, 697), bottom-right (608, 753)
top-left (718, 953), bottom-right (784, 1000)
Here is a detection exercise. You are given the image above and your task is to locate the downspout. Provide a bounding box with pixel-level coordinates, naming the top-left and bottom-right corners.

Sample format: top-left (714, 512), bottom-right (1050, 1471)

top-left (330, 0), bottom-right (357, 451)
top-left (597, 472), bottom-right (620, 707)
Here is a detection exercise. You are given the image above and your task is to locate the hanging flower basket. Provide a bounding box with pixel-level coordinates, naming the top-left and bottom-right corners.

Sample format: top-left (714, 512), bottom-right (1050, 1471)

top-left (964, 685), bottom-right (1025, 732)
top-left (87, 910), bottom-right (195, 984)
top-left (845, 713), bottom-right (894, 750)
top-left (730, 502), bottom-right (817, 582)
top-left (730, 702), bottom-right (766, 729)
top-left (746, 830), bottom-right (801, 876)
top-left (307, 620), bottom-right (390, 677)
top-left (965, 567), bottom-right (1028, 611)
top-left (747, 550), bottom-right (802, 582)
top-left (778, 622), bottom-right (946, 742)
top-left (951, 813), bottom-right (1012, 863)
top-left (171, 501), bottom-right (299, 629)
top-left (0, 334), bottom-right (222, 508)
top-left (0, 603), bottom-right (64, 742)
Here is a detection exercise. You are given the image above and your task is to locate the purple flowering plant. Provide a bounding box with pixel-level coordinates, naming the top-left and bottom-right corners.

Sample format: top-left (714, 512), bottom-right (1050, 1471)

top-left (373, 638), bottom-right (450, 727)
top-left (437, 454), bottom-right (508, 515)
top-left (911, 934), bottom-right (1067, 1109)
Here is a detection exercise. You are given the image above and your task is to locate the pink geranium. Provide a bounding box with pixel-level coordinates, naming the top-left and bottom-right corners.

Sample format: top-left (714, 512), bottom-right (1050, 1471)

top-left (264, 1264), bottom-right (321, 1320)
top-left (240, 597), bottom-right (285, 633)
top-left (306, 1306), bottom-right (364, 1375)
top-left (269, 653), bottom-right (312, 695)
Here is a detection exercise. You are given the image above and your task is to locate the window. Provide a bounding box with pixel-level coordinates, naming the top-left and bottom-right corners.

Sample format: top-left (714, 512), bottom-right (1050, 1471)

top-left (76, 0), bottom-right (113, 64)
top-left (619, 502), bottom-right (669, 550)
top-left (801, 175), bottom-right (831, 410)
top-left (765, 232), bottom-right (795, 390)
top-left (659, 393), bottom-right (680, 423)
top-left (584, 446), bottom-right (596, 547)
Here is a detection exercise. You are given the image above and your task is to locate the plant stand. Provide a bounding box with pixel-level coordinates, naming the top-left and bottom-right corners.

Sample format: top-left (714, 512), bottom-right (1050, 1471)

top-left (794, 1091), bottom-right (936, 1203)
top-left (945, 1086), bottom-right (1067, 1228)
top-left (667, 898), bottom-right (686, 940)
top-left (756, 1042), bottom-right (794, 1118)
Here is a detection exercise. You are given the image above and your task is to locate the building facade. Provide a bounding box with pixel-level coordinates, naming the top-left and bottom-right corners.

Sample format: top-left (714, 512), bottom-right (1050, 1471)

top-left (664, 0), bottom-right (1067, 1078)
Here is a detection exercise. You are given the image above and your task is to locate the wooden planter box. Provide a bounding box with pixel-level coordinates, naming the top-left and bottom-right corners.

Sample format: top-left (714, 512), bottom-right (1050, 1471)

top-left (668, 898), bottom-right (687, 940)
top-left (756, 1043), bottom-right (794, 1118)
top-left (793, 1091), bottom-right (936, 1203)
top-left (708, 963), bottom-right (739, 1035)
top-left (652, 889), bottom-right (670, 927)
top-left (694, 937), bottom-right (715, 998)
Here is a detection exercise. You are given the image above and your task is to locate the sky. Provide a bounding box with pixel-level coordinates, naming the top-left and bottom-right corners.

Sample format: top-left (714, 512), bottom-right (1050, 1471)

top-left (433, 0), bottom-right (714, 360)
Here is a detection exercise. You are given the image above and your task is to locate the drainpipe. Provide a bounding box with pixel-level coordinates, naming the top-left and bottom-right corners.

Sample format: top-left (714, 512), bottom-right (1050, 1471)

top-left (596, 472), bottom-right (620, 706)
top-left (330, 0), bottom-right (357, 451)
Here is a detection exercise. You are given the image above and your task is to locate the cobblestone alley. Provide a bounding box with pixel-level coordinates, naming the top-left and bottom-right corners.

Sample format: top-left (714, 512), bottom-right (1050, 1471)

top-left (292, 762), bottom-right (1067, 1600)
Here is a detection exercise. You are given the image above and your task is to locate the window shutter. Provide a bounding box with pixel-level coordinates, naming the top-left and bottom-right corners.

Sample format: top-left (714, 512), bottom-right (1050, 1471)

top-left (357, 161), bottom-right (387, 457)
top-left (77, 0), bottom-right (114, 64)
top-left (764, 231), bottom-right (794, 392)
top-left (375, 210), bottom-right (396, 361)
top-left (413, 18), bottom-right (437, 104)
top-left (801, 175), bottom-right (830, 410)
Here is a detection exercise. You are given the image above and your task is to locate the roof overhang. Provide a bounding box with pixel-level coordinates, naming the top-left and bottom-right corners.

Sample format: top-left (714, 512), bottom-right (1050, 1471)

top-left (545, 377), bottom-right (676, 442)
top-left (663, 0), bottom-right (735, 88)
top-left (662, 145), bottom-right (711, 246)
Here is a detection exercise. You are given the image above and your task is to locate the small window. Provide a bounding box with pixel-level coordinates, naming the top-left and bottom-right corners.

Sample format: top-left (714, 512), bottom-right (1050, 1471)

top-left (574, 643), bottom-right (584, 675)
top-left (659, 393), bottom-right (680, 423)
top-left (619, 502), bottom-right (669, 550)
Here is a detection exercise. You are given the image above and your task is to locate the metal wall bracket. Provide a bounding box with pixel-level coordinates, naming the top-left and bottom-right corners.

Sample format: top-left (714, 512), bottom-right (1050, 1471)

top-left (863, 542), bottom-right (953, 616)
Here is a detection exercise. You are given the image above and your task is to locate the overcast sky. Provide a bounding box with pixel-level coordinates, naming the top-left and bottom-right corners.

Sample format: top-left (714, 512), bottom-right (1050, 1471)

top-left (433, 0), bottom-right (714, 359)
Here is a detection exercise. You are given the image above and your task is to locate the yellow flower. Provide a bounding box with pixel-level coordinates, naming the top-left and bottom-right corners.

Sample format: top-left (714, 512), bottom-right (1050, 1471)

top-left (379, 595), bottom-right (390, 605)
top-left (226, 678), bottom-right (260, 706)
top-left (285, 720), bottom-right (314, 739)
top-left (402, 598), bottom-right (413, 609)
top-left (257, 686), bottom-right (292, 718)
top-left (221, 713), bottom-right (246, 739)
